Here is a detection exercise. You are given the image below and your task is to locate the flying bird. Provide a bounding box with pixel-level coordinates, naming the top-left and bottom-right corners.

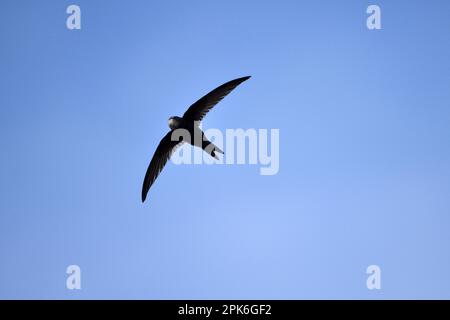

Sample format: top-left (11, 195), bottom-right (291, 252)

top-left (141, 76), bottom-right (251, 202)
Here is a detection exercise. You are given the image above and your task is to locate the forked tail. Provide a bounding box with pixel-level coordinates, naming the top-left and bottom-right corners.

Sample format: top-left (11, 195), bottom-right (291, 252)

top-left (202, 140), bottom-right (223, 160)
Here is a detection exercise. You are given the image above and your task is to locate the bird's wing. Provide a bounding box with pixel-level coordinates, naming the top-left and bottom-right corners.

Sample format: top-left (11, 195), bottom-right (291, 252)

top-left (182, 76), bottom-right (251, 122)
top-left (141, 131), bottom-right (184, 202)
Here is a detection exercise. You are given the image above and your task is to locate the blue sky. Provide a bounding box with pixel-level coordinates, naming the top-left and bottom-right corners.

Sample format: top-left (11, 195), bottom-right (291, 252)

top-left (0, 0), bottom-right (449, 299)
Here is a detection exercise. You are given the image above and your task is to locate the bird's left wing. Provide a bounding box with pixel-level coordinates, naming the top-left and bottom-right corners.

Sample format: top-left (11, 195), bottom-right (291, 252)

top-left (182, 76), bottom-right (251, 122)
top-left (141, 131), bottom-right (183, 202)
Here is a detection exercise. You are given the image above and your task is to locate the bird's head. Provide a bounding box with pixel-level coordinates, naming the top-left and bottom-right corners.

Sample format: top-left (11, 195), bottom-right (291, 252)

top-left (168, 116), bottom-right (182, 130)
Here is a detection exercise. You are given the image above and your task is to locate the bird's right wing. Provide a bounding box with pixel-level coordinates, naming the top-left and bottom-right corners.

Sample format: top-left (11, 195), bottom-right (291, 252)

top-left (141, 131), bottom-right (183, 202)
top-left (182, 76), bottom-right (251, 122)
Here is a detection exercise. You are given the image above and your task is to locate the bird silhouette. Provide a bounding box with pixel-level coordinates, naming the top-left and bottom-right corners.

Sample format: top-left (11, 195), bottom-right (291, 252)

top-left (141, 76), bottom-right (251, 202)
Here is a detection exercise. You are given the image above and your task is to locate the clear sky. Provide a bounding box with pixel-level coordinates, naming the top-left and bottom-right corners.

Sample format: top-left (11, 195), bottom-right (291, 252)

top-left (1, 0), bottom-right (449, 299)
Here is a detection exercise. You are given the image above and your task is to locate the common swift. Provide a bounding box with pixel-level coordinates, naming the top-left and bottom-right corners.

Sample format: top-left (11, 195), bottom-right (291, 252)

top-left (141, 76), bottom-right (251, 202)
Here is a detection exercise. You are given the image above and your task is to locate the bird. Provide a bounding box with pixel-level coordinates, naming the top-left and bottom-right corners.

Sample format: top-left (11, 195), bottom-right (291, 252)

top-left (141, 76), bottom-right (251, 203)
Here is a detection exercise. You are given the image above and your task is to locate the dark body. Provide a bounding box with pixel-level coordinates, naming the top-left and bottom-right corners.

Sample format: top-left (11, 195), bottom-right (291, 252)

top-left (170, 120), bottom-right (223, 159)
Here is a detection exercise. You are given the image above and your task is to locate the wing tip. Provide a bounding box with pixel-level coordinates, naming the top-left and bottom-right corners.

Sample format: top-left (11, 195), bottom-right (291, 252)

top-left (233, 76), bottom-right (251, 84)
